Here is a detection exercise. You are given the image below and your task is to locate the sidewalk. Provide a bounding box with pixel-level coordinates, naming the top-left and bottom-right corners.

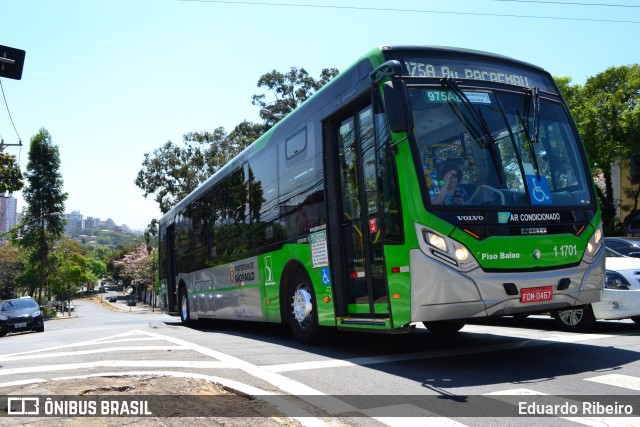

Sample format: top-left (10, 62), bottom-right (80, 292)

top-left (95, 294), bottom-right (162, 314)
top-left (47, 296), bottom-right (162, 320)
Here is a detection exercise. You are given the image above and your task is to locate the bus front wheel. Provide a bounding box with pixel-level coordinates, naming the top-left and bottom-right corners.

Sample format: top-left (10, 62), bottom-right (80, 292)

top-left (552, 304), bottom-right (596, 332)
top-left (179, 287), bottom-right (192, 327)
top-left (288, 272), bottom-right (325, 344)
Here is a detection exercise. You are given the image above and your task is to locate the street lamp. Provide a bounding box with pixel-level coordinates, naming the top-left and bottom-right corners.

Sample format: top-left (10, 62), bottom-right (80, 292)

top-left (260, 108), bottom-right (284, 121)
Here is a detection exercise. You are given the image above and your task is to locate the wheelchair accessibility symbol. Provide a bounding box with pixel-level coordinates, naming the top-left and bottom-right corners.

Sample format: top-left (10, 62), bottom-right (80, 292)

top-left (526, 175), bottom-right (552, 205)
top-left (321, 268), bottom-right (331, 285)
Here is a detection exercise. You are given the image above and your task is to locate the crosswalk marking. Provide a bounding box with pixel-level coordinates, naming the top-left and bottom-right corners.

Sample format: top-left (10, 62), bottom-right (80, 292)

top-left (263, 324), bottom-right (637, 374)
top-left (0, 345), bottom-right (187, 362)
top-left (2, 327), bottom-right (639, 427)
top-left (584, 374), bottom-right (640, 391)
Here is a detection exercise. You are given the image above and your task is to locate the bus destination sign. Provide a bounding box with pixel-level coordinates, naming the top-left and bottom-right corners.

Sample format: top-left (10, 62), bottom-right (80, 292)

top-left (392, 55), bottom-right (557, 93)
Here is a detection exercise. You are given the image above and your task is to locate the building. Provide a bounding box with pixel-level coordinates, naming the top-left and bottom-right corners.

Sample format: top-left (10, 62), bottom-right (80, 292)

top-left (64, 210), bottom-right (84, 236)
top-left (0, 194), bottom-right (18, 233)
top-left (84, 216), bottom-right (101, 229)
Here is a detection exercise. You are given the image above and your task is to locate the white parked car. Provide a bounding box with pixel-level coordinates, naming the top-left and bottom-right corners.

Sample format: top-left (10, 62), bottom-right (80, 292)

top-left (553, 248), bottom-right (640, 331)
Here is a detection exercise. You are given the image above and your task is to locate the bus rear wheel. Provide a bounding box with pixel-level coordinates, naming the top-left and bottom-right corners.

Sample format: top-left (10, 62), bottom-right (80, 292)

top-left (553, 304), bottom-right (596, 332)
top-left (288, 272), bottom-right (325, 345)
top-left (179, 286), bottom-right (192, 327)
top-left (423, 320), bottom-right (465, 334)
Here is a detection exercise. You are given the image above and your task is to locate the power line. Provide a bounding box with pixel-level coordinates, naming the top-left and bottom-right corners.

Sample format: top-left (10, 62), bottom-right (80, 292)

top-left (493, 0), bottom-right (640, 8)
top-left (177, 0), bottom-right (640, 24)
top-left (0, 78), bottom-right (22, 146)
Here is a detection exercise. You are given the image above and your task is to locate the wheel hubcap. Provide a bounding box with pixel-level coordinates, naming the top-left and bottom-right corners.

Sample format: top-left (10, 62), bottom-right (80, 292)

top-left (559, 308), bottom-right (583, 326)
top-left (291, 285), bottom-right (312, 328)
top-left (181, 293), bottom-right (188, 320)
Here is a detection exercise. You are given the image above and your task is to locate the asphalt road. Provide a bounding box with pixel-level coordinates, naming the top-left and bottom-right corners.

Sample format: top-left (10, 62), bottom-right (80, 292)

top-left (1, 296), bottom-right (640, 426)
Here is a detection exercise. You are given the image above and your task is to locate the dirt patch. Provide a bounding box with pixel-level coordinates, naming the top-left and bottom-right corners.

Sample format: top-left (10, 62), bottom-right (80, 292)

top-left (0, 375), bottom-right (304, 427)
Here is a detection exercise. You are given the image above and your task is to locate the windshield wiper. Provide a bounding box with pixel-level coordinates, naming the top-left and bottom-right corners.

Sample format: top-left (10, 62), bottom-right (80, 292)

top-left (522, 87), bottom-right (540, 144)
top-left (517, 87), bottom-right (542, 179)
top-left (441, 78), bottom-right (504, 184)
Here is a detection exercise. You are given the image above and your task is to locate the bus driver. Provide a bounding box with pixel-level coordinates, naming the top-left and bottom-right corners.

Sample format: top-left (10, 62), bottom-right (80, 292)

top-left (432, 162), bottom-right (468, 205)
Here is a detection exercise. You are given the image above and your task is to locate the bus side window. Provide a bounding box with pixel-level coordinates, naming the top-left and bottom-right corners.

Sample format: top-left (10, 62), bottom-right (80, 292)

top-left (278, 125), bottom-right (325, 240)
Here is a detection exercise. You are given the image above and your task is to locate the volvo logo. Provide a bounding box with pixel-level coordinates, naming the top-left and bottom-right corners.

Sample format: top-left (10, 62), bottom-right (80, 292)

top-left (533, 249), bottom-right (542, 260)
top-left (456, 215), bottom-right (484, 221)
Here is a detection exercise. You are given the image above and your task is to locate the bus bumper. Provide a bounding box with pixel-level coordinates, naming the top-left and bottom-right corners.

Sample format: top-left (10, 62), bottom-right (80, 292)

top-left (409, 247), bottom-right (605, 322)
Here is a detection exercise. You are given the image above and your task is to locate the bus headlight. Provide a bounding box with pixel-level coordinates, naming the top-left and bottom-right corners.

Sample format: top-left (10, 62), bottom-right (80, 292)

top-left (425, 231), bottom-right (447, 252)
top-left (418, 224), bottom-right (478, 272)
top-left (584, 222), bottom-right (604, 262)
top-left (455, 246), bottom-right (469, 262)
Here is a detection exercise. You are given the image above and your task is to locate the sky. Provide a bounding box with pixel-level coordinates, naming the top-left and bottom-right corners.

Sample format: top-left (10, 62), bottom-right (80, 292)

top-left (0, 0), bottom-right (638, 231)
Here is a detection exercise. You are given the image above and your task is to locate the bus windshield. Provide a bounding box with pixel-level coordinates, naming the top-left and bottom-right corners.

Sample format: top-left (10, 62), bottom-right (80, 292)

top-left (410, 85), bottom-right (594, 209)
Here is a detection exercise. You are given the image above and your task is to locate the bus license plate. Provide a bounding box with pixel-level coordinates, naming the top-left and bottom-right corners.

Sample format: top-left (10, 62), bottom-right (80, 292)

top-left (520, 286), bottom-right (553, 303)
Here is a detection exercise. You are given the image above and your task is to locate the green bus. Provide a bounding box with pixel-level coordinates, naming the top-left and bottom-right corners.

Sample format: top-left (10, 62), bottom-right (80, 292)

top-left (159, 46), bottom-right (605, 343)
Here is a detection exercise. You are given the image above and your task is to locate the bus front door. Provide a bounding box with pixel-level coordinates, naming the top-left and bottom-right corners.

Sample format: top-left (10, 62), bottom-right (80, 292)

top-left (334, 106), bottom-right (390, 321)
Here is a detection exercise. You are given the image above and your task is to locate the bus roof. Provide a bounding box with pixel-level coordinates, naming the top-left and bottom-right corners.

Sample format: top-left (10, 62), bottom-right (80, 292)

top-left (159, 45), bottom-right (553, 225)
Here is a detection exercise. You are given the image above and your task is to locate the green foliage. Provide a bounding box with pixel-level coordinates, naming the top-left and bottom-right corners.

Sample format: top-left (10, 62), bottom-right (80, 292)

top-left (135, 127), bottom-right (233, 214)
top-left (21, 129), bottom-right (67, 239)
top-left (0, 243), bottom-right (24, 299)
top-left (604, 216), bottom-right (628, 237)
top-left (40, 305), bottom-right (57, 318)
top-left (0, 147), bottom-right (23, 194)
top-left (49, 243), bottom-right (96, 301)
top-left (17, 128), bottom-right (68, 303)
top-left (252, 66), bottom-right (339, 125)
top-left (87, 258), bottom-right (107, 279)
top-left (90, 244), bottom-right (113, 262)
top-left (136, 66), bottom-right (338, 216)
top-left (556, 66), bottom-right (640, 227)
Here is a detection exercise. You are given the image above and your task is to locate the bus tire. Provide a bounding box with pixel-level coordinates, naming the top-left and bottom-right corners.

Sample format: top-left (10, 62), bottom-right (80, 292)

top-left (288, 271), bottom-right (325, 345)
top-left (423, 320), bottom-right (465, 334)
top-left (179, 286), bottom-right (192, 327)
top-left (553, 304), bottom-right (596, 332)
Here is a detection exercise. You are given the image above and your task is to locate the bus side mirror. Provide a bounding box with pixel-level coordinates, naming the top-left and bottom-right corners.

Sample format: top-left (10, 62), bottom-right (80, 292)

top-left (383, 79), bottom-right (413, 134)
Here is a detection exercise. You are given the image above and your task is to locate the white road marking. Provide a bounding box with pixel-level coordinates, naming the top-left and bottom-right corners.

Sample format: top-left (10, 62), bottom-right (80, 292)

top-left (0, 332), bottom-right (163, 359)
top-left (363, 404), bottom-right (467, 426)
top-left (263, 325), bottom-right (634, 373)
top-left (584, 374), bottom-right (640, 391)
top-left (0, 346), bottom-right (187, 361)
top-left (2, 370), bottom-right (329, 427)
top-left (0, 329), bottom-right (352, 422)
top-left (0, 360), bottom-right (231, 376)
top-left (0, 378), bottom-right (47, 388)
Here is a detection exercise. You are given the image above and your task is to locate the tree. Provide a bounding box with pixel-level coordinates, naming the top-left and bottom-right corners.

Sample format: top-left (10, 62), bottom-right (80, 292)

top-left (0, 243), bottom-right (24, 299)
top-left (135, 128), bottom-right (230, 214)
top-left (0, 146), bottom-right (23, 194)
top-left (114, 245), bottom-right (157, 305)
top-left (570, 66), bottom-right (640, 232)
top-left (18, 128), bottom-right (68, 303)
top-left (136, 66), bottom-right (338, 216)
top-left (87, 258), bottom-right (107, 281)
top-left (48, 239), bottom-right (97, 314)
top-left (252, 67), bottom-right (339, 125)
